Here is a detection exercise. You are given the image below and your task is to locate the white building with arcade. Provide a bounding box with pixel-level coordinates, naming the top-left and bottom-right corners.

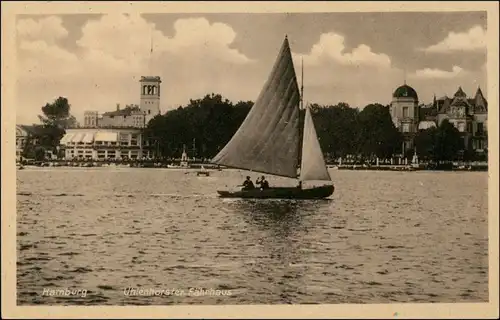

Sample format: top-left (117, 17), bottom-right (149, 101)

top-left (59, 75), bottom-right (161, 160)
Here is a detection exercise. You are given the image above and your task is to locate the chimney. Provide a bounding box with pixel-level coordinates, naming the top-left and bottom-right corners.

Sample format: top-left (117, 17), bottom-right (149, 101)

top-left (116, 103), bottom-right (120, 111)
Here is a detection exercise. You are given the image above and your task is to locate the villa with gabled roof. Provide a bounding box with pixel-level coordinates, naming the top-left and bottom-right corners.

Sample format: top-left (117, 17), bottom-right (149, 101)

top-left (390, 83), bottom-right (488, 157)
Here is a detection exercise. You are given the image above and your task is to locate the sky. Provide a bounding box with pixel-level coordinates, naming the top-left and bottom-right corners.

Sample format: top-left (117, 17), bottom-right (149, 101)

top-left (15, 11), bottom-right (487, 125)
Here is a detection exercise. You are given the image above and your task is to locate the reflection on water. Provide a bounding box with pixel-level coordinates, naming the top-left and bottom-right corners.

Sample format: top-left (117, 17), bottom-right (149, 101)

top-left (234, 199), bottom-right (334, 304)
top-left (16, 168), bottom-right (488, 305)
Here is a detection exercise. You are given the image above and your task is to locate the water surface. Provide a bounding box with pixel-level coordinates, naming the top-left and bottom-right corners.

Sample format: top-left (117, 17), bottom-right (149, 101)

top-left (16, 168), bottom-right (488, 305)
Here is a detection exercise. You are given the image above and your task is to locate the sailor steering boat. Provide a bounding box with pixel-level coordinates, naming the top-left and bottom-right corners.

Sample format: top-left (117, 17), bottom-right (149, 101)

top-left (211, 36), bottom-right (334, 199)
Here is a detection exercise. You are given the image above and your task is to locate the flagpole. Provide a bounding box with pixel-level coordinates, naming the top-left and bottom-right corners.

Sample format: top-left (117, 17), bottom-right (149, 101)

top-left (149, 28), bottom-right (153, 75)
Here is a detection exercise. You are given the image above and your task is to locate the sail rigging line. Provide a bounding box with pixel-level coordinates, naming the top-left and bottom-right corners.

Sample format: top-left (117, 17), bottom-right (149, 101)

top-left (300, 57), bottom-right (304, 109)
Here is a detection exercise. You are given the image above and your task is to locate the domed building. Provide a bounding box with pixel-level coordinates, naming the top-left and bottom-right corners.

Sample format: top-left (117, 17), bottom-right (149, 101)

top-left (389, 83), bottom-right (488, 157)
top-left (390, 82), bottom-right (420, 153)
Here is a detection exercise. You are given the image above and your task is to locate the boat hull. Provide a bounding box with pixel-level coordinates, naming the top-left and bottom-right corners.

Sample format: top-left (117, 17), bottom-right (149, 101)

top-left (217, 185), bottom-right (334, 199)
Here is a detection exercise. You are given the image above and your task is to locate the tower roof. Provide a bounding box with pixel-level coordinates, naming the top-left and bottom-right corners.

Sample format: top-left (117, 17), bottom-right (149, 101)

top-left (438, 97), bottom-right (451, 114)
top-left (453, 86), bottom-right (467, 98)
top-left (393, 84), bottom-right (418, 100)
top-left (140, 76), bottom-right (162, 83)
top-left (474, 86), bottom-right (488, 113)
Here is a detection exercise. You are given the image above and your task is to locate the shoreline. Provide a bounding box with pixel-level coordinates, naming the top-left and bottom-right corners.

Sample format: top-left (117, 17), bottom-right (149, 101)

top-left (17, 161), bottom-right (488, 172)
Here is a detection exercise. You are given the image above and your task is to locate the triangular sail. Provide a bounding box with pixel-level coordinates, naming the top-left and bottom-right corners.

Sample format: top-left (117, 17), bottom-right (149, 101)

top-left (299, 106), bottom-right (331, 182)
top-left (211, 37), bottom-right (301, 178)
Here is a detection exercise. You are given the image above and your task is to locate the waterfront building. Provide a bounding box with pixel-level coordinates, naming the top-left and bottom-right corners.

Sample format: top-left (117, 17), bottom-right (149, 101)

top-left (59, 75), bottom-right (161, 159)
top-left (390, 83), bottom-right (488, 156)
top-left (59, 127), bottom-right (152, 160)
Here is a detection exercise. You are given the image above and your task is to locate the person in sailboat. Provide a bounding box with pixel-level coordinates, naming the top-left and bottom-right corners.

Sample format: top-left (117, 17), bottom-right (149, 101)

top-left (256, 176), bottom-right (270, 190)
top-left (241, 176), bottom-right (255, 191)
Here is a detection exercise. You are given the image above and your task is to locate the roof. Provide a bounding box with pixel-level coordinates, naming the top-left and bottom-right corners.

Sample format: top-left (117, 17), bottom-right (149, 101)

top-left (453, 86), bottom-right (467, 98)
top-left (81, 133), bottom-right (94, 143)
top-left (432, 86), bottom-right (488, 114)
top-left (59, 133), bottom-right (74, 144)
top-left (102, 106), bottom-right (144, 117)
top-left (473, 87), bottom-right (488, 113)
top-left (438, 97), bottom-right (452, 114)
top-left (393, 84), bottom-right (418, 100)
top-left (140, 76), bottom-right (162, 83)
top-left (94, 132), bottom-right (118, 142)
top-left (102, 109), bottom-right (134, 117)
top-left (419, 106), bottom-right (437, 120)
top-left (16, 124), bottom-right (50, 136)
top-left (59, 130), bottom-right (120, 145)
top-left (418, 121), bottom-right (437, 130)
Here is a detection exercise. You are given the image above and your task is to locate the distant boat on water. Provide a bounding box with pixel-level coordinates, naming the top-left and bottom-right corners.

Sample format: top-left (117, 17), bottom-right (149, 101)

top-left (196, 165), bottom-right (210, 177)
top-left (211, 36), bottom-right (334, 199)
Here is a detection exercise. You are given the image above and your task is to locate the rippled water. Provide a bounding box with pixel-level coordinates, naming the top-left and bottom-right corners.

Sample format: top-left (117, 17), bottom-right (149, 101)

top-left (16, 167), bottom-right (488, 305)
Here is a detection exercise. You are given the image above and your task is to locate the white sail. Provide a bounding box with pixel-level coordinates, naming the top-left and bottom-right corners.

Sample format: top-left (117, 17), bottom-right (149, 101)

top-left (299, 106), bottom-right (331, 182)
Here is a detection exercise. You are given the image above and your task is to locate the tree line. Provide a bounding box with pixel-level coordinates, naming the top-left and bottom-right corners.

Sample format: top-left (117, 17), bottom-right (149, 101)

top-left (145, 93), bottom-right (474, 163)
top-left (22, 94), bottom-right (481, 163)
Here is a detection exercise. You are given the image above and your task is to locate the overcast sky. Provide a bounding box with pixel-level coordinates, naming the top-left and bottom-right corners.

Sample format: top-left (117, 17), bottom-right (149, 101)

top-left (16, 11), bottom-right (487, 124)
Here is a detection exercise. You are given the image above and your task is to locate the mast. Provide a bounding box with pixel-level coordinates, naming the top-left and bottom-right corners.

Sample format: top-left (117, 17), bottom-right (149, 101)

top-left (297, 56), bottom-right (305, 180)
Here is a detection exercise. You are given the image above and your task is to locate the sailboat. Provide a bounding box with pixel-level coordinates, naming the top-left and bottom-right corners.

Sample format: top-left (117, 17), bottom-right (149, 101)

top-left (211, 36), bottom-right (334, 199)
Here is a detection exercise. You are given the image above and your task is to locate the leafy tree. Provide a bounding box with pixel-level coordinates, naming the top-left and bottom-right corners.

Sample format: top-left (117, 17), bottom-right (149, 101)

top-left (462, 145), bottom-right (477, 162)
top-left (310, 102), bottom-right (359, 160)
top-left (435, 119), bottom-right (463, 162)
top-left (415, 120), bottom-right (463, 162)
top-left (39, 97), bottom-right (77, 129)
top-left (38, 97), bottom-right (77, 150)
top-left (357, 103), bottom-right (402, 160)
top-left (124, 104), bottom-right (140, 112)
top-left (414, 127), bottom-right (438, 161)
top-left (33, 146), bottom-right (46, 161)
top-left (144, 94), bottom-right (252, 159)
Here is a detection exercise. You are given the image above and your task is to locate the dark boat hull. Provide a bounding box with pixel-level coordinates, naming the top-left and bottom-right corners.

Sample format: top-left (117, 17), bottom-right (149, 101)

top-left (217, 185), bottom-right (334, 199)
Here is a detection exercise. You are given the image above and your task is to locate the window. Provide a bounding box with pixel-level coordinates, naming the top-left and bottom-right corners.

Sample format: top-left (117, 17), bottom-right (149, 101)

top-left (477, 123), bottom-right (484, 135)
top-left (403, 107), bottom-right (409, 118)
top-left (467, 123), bottom-right (473, 133)
top-left (148, 110), bottom-right (151, 114)
top-left (402, 123), bottom-right (410, 133)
